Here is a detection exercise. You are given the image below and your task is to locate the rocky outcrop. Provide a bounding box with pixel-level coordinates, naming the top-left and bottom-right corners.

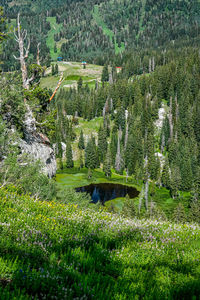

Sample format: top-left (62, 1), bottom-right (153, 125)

top-left (20, 132), bottom-right (56, 178)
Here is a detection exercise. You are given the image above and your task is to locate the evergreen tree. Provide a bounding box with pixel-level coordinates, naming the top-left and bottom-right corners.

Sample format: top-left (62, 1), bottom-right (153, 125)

top-left (52, 64), bottom-right (55, 76)
top-left (172, 203), bottom-right (187, 223)
top-left (122, 194), bottom-right (136, 218)
top-left (85, 137), bottom-right (97, 170)
top-left (78, 130), bottom-right (85, 150)
top-left (54, 43), bottom-right (57, 53)
top-left (98, 125), bottom-right (107, 163)
top-left (66, 140), bottom-right (74, 168)
top-left (55, 64), bottom-right (59, 75)
top-left (79, 150), bottom-right (84, 169)
top-left (103, 149), bottom-right (111, 178)
top-left (170, 165), bottom-right (181, 199)
top-left (161, 157), bottom-right (170, 189)
top-left (101, 65), bottom-right (109, 83)
top-left (78, 77), bottom-right (83, 91)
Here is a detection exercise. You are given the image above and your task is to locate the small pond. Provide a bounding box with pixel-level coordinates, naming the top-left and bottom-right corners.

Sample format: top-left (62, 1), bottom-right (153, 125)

top-left (75, 183), bottom-right (139, 204)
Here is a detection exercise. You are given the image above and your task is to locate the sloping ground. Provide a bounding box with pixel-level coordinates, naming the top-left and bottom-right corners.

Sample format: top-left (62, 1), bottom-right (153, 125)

top-left (0, 186), bottom-right (200, 299)
top-left (93, 5), bottom-right (125, 54)
top-left (46, 17), bottom-right (63, 60)
top-left (40, 61), bottom-right (103, 90)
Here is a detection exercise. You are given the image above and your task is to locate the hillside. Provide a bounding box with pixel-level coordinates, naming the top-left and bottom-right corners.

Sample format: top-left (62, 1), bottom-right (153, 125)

top-left (1, 0), bottom-right (200, 70)
top-left (41, 61), bottom-right (103, 90)
top-left (0, 186), bottom-right (200, 299)
top-left (1, 2), bottom-right (200, 299)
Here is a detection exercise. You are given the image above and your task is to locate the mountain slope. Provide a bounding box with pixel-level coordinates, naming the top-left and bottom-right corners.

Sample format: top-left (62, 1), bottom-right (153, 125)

top-left (1, 0), bottom-right (200, 70)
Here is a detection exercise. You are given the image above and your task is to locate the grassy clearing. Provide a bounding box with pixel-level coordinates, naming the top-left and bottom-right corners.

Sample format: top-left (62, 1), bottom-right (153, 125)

top-left (40, 61), bottom-right (103, 90)
top-left (46, 17), bottom-right (63, 60)
top-left (93, 5), bottom-right (125, 54)
top-left (0, 186), bottom-right (200, 299)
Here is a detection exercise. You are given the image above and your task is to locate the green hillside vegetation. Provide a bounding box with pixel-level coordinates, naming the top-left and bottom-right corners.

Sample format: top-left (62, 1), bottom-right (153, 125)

top-left (2, 0), bottom-right (199, 69)
top-left (46, 17), bottom-right (63, 60)
top-left (40, 61), bottom-right (103, 90)
top-left (93, 5), bottom-right (125, 54)
top-left (1, 186), bottom-right (200, 300)
top-left (1, 2), bottom-right (200, 299)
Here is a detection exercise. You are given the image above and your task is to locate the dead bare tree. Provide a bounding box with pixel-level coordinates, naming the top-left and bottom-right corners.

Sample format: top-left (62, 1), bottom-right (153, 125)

top-left (49, 72), bottom-right (64, 102)
top-left (13, 14), bottom-right (36, 90)
top-left (37, 42), bottom-right (41, 65)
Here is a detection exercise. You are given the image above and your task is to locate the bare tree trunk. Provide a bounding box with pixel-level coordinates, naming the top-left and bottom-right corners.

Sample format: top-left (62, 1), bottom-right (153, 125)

top-left (168, 96), bottom-right (173, 141)
top-left (175, 95), bottom-right (179, 142)
top-left (49, 72), bottom-right (64, 102)
top-left (152, 56), bottom-right (155, 71)
top-left (124, 122), bottom-right (129, 150)
top-left (37, 43), bottom-right (41, 65)
top-left (149, 58), bottom-right (152, 73)
top-left (13, 14), bottom-right (57, 177)
top-left (13, 14), bottom-right (35, 90)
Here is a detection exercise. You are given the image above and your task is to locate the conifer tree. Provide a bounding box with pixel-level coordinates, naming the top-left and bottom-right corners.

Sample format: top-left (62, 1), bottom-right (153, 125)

top-left (122, 194), bottom-right (136, 218)
top-left (55, 64), bottom-right (59, 75)
top-left (101, 65), bottom-right (109, 83)
top-left (98, 126), bottom-right (107, 163)
top-left (85, 137), bottom-right (97, 170)
top-left (52, 64), bottom-right (55, 76)
top-left (103, 149), bottom-right (111, 178)
top-left (172, 203), bottom-right (187, 223)
top-left (78, 77), bottom-right (83, 91)
top-left (78, 130), bottom-right (85, 150)
top-left (66, 140), bottom-right (74, 168)
top-left (161, 157), bottom-right (170, 189)
top-left (79, 150), bottom-right (84, 169)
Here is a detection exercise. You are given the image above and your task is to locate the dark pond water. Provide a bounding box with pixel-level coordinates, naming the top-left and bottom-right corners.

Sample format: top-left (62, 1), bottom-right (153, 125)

top-left (75, 183), bottom-right (139, 204)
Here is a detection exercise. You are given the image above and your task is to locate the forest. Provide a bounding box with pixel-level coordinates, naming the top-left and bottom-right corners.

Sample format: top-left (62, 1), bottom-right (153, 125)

top-left (0, 1), bottom-right (200, 299)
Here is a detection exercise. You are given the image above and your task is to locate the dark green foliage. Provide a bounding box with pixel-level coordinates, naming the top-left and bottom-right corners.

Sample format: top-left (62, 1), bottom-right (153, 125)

top-left (52, 64), bottom-right (55, 76)
top-left (101, 65), bottom-right (109, 82)
top-left (66, 140), bottom-right (74, 168)
top-left (77, 77), bottom-right (83, 91)
top-left (122, 194), bottom-right (136, 218)
top-left (78, 130), bottom-right (85, 150)
top-left (103, 149), bottom-right (111, 178)
top-left (85, 136), bottom-right (98, 170)
top-left (173, 203), bottom-right (187, 223)
top-left (54, 63), bottom-right (58, 75)
top-left (161, 158), bottom-right (170, 189)
top-left (97, 125), bottom-right (107, 163)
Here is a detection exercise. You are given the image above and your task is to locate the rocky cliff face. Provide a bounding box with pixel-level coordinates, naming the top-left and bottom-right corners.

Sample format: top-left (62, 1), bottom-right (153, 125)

top-left (20, 107), bottom-right (57, 178)
top-left (20, 133), bottom-right (57, 178)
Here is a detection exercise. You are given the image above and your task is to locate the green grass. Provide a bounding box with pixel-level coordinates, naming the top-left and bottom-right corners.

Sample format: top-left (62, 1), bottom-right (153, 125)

top-left (46, 17), bottom-right (63, 61)
top-left (0, 185), bottom-right (200, 299)
top-left (40, 61), bottom-right (103, 90)
top-left (93, 5), bottom-right (125, 54)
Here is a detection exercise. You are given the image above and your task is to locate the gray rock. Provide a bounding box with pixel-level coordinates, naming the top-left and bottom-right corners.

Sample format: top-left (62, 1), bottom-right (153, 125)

top-left (20, 133), bottom-right (57, 178)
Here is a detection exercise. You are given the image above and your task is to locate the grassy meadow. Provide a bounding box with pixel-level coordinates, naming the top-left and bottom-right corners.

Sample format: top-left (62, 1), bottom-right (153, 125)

top-left (0, 186), bottom-right (200, 299)
top-left (40, 61), bottom-right (103, 90)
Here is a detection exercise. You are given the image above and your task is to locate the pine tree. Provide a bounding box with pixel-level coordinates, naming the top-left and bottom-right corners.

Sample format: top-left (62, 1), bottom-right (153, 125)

top-left (85, 137), bottom-right (97, 170)
top-left (161, 157), bottom-right (170, 189)
top-left (54, 43), bottom-right (57, 53)
top-left (170, 165), bottom-right (181, 199)
top-left (101, 65), bottom-right (109, 83)
top-left (103, 150), bottom-right (111, 178)
top-left (98, 126), bottom-right (107, 163)
top-left (78, 77), bottom-right (83, 91)
top-left (52, 64), bottom-right (55, 76)
top-left (55, 64), bottom-right (59, 75)
top-left (78, 130), bottom-right (85, 150)
top-left (66, 141), bottom-right (74, 168)
top-left (172, 203), bottom-right (187, 223)
top-left (122, 194), bottom-right (136, 218)
top-left (79, 150), bottom-right (84, 169)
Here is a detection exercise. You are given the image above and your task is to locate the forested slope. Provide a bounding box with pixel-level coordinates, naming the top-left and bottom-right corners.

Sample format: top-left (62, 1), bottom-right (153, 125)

top-left (1, 0), bottom-right (200, 70)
